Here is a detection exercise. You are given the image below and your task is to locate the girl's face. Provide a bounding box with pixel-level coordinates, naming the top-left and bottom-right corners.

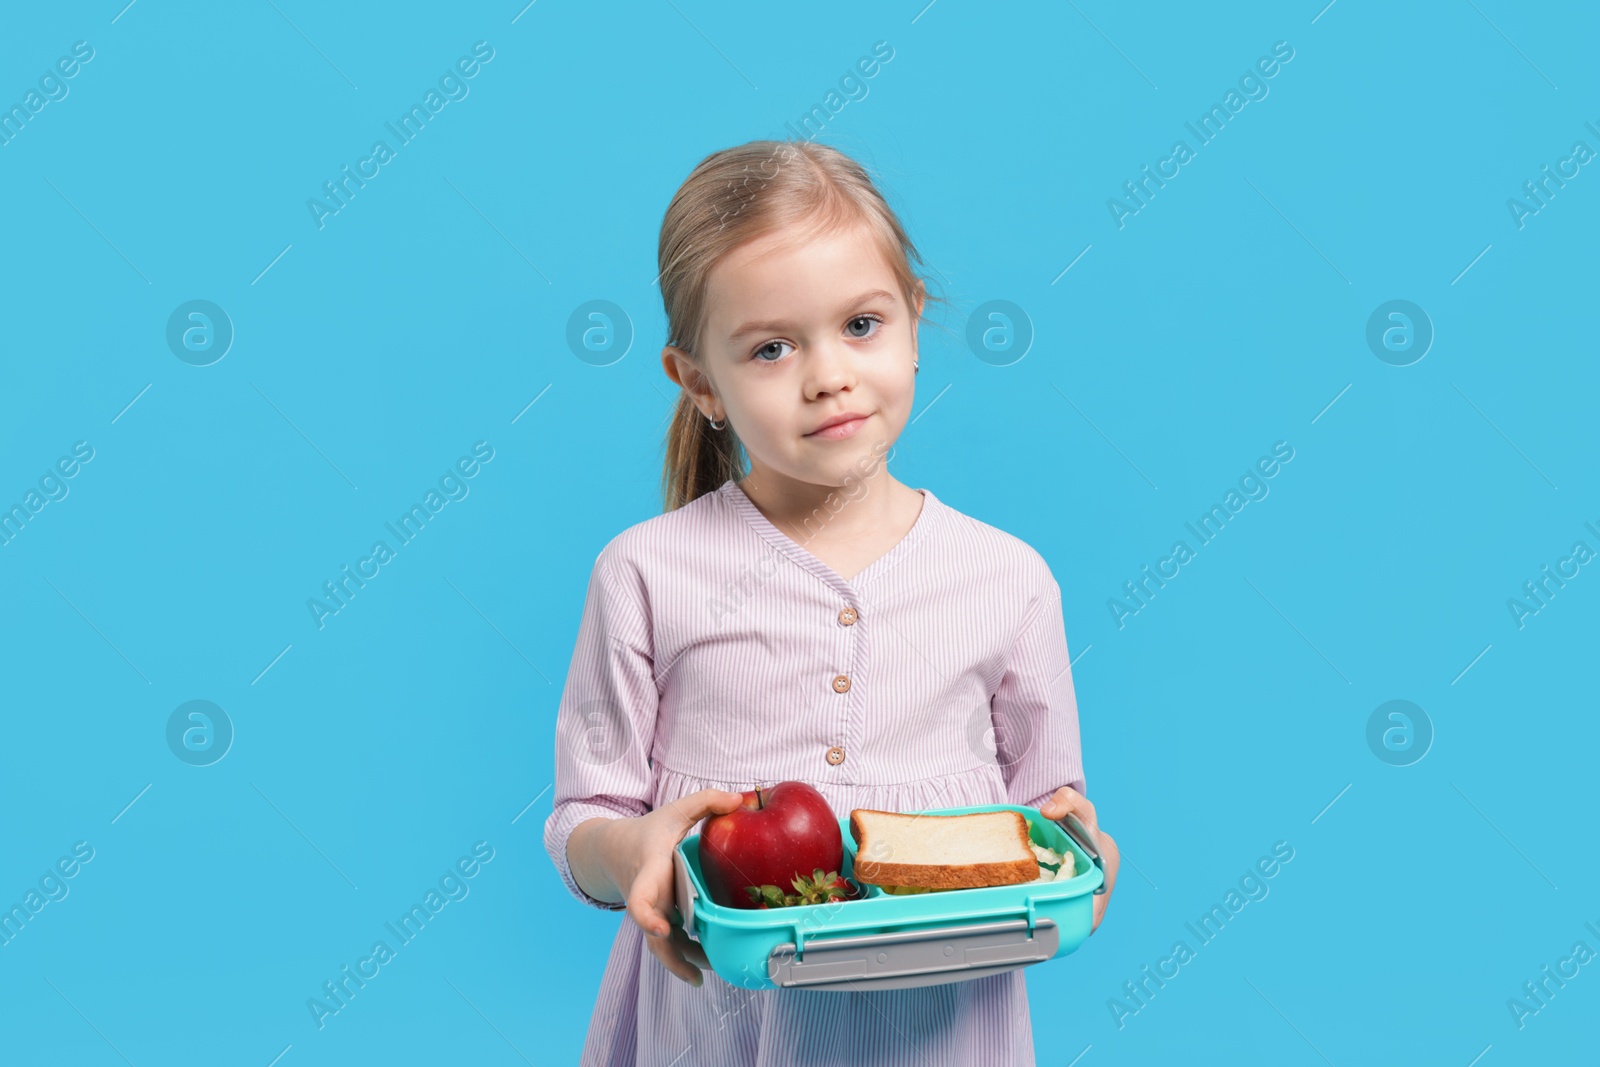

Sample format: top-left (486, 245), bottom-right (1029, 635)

top-left (665, 221), bottom-right (922, 492)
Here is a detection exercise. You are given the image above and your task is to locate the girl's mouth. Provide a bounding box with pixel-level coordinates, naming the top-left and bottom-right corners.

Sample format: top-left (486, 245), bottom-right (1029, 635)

top-left (805, 415), bottom-right (869, 440)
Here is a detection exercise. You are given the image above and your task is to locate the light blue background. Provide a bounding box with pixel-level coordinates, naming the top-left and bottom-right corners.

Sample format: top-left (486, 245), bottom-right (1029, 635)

top-left (1, 1), bottom-right (1595, 1063)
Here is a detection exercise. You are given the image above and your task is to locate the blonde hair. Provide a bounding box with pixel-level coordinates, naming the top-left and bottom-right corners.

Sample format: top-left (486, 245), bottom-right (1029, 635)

top-left (656, 139), bottom-right (942, 512)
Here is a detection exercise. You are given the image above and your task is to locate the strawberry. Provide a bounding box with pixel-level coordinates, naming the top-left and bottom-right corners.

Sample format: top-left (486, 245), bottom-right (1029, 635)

top-left (744, 869), bottom-right (854, 908)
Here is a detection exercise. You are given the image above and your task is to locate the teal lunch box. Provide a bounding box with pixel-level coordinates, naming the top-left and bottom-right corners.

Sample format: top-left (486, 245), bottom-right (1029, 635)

top-left (670, 803), bottom-right (1106, 991)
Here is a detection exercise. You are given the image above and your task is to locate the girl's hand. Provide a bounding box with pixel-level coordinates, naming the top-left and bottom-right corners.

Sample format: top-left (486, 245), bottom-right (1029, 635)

top-left (607, 788), bottom-right (748, 986)
top-left (1038, 786), bottom-right (1120, 933)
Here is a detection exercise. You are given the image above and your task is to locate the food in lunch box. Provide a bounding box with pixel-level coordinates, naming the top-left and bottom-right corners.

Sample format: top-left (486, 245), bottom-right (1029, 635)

top-left (747, 868), bottom-right (856, 909)
top-left (1027, 839), bottom-right (1073, 881)
top-left (697, 781), bottom-right (851, 909)
top-left (851, 809), bottom-right (1073, 892)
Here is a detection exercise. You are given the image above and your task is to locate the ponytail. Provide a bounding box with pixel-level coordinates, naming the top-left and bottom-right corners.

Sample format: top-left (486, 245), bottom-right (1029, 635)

top-left (662, 391), bottom-right (744, 513)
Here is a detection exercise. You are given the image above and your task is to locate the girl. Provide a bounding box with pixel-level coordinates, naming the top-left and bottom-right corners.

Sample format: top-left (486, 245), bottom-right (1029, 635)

top-left (544, 140), bottom-right (1119, 1066)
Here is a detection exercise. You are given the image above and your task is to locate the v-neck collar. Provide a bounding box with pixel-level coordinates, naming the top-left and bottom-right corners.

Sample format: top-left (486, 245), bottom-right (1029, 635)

top-left (718, 477), bottom-right (940, 599)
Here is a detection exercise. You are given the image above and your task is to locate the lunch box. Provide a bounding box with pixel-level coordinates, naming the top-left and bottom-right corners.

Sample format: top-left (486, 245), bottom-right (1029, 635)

top-left (671, 803), bottom-right (1106, 991)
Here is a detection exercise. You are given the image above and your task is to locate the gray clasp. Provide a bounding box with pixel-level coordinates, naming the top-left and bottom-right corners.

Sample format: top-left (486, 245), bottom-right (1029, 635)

top-left (767, 917), bottom-right (1060, 990)
top-left (1054, 811), bottom-right (1107, 895)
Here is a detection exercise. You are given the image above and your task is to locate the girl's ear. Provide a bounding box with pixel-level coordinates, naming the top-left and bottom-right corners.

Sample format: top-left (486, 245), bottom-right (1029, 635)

top-left (910, 283), bottom-right (926, 358)
top-left (661, 346), bottom-right (719, 416)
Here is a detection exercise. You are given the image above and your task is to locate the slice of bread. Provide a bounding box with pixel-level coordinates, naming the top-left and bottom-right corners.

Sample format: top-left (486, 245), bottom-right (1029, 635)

top-left (850, 808), bottom-right (1040, 890)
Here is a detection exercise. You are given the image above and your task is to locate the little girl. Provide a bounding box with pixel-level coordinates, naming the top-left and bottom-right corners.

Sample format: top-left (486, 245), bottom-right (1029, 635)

top-left (544, 139), bottom-right (1119, 1066)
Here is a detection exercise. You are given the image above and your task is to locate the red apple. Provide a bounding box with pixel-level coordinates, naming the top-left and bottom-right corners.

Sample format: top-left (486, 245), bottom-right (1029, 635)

top-left (697, 781), bottom-right (844, 909)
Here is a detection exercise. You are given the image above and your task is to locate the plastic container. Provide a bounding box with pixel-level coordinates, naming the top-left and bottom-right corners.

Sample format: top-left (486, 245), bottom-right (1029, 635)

top-left (671, 803), bottom-right (1106, 991)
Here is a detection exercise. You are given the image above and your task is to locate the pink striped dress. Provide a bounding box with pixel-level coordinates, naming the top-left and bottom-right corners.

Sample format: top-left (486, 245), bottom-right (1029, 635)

top-left (543, 477), bottom-right (1086, 1066)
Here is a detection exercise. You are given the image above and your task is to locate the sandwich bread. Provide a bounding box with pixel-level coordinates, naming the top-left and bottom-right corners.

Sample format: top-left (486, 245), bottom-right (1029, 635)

top-left (850, 808), bottom-right (1041, 890)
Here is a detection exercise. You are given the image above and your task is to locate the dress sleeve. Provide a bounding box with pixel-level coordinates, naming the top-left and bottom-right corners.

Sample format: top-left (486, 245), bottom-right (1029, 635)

top-left (542, 547), bottom-right (657, 911)
top-left (991, 577), bottom-right (1087, 808)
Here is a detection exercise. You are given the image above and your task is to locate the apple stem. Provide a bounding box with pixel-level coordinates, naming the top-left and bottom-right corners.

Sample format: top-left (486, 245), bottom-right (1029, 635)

top-left (756, 786), bottom-right (763, 809)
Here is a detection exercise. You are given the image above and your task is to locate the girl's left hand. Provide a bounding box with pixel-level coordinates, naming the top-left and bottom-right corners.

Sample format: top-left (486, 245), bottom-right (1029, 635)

top-left (1038, 786), bottom-right (1119, 933)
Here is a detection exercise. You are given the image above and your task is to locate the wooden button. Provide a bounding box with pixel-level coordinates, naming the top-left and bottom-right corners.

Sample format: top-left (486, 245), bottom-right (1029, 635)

top-left (831, 674), bottom-right (851, 693)
top-left (838, 606), bottom-right (858, 626)
top-left (826, 746), bottom-right (845, 765)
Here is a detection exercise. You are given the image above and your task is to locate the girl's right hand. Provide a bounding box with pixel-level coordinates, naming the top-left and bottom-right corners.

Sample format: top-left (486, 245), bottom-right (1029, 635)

top-left (608, 788), bottom-right (747, 987)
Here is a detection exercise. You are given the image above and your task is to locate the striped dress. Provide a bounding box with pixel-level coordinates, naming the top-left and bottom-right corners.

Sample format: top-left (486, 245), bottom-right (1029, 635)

top-left (543, 478), bottom-right (1087, 1066)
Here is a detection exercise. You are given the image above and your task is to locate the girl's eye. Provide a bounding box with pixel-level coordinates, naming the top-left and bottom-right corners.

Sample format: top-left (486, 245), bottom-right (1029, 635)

top-left (846, 315), bottom-right (882, 339)
top-left (750, 316), bottom-right (882, 362)
top-left (752, 340), bottom-right (793, 363)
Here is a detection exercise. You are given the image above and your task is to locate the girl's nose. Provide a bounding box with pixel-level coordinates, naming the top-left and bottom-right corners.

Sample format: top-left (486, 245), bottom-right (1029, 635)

top-left (804, 342), bottom-right (857, 399)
